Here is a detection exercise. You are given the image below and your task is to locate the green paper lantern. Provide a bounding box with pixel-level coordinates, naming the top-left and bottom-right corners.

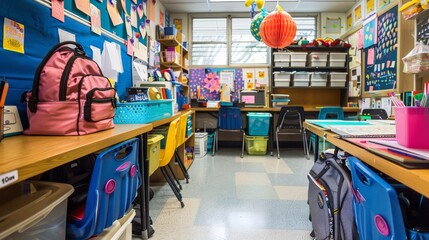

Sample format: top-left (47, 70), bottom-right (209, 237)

top-left (250, 8), bottom-right (268, 41)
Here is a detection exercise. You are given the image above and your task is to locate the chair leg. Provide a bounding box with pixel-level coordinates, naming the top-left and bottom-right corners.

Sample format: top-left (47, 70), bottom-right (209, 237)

top-left (164, 165), bottom-right (181, 194)
top-left (303, 130), bottom-right (310, 160)
top-left (211, 130), bottom-right (216, 156)
top-left (241, 131), bottom-right (245, 158)
top-left (175, 150), bottom-right (190, 183)
top-left (276, 130), bottom-right (280, 159)
top-left (167, 163), bottom-right (182, 191)
top-left (160, 167), bottom-right (184, 208)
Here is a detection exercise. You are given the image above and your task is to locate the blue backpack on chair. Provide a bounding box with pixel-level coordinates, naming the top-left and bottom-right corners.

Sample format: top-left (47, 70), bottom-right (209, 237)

top-left (67, 138), bottom-right (141, 240)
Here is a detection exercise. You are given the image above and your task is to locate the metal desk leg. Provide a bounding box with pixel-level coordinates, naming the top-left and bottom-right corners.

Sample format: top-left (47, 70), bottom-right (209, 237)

top-left (137, 134), bottom-right (149, 240)
top-left (269, 113), bottom-right (274, 156)
top-left (313, 134), bottom-right (319, 162)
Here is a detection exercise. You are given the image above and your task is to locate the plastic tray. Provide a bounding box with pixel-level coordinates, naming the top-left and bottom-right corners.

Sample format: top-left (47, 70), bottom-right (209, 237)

top-left (245, 136), bottom-right (268, 155)
top-left (114, 100), bottom-right (173, 124)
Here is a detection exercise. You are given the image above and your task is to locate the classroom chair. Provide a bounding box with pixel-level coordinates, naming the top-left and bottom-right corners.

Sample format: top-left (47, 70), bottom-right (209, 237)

top-left (215, 107), bottom-right (245, 158)
top-left (67, 138), bottom-right (141, 240)
top-left (174, 111), bottom-right (192, 184)
top-left (159, 118), bottom-right (185, 208)
top-left (275, 106), bottom-right (309, 159)
top-left (348, 157), bottom-right (429, 239)
top-left (362, 108), bottom-right (389, 120)
top-left (309, 107), bottom-right (345, 154)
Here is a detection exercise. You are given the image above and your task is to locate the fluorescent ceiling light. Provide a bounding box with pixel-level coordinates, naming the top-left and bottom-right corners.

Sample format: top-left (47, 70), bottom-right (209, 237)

top-left (209, 0), bottom-right (277, 2)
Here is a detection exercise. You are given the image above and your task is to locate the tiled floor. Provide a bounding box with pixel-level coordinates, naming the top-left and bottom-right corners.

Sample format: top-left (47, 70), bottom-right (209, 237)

top-left (139, 148), bottom-right (314, 240)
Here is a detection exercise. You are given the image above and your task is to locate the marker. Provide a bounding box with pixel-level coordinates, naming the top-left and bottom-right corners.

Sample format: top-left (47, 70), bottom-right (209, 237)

top-left (387, 148), bottom-right (425, 160)
top-left (0, 80), bottom-right (8, 107)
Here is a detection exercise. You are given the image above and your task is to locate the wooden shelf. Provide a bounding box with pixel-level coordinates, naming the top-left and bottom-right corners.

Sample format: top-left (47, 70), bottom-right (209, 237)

top-left (185, 132), bottom-right (194, 142)
top-left (272, 86), bottom-right (347, 89)
top-left (273, 67), bottom-right (347, 72)
top-left (157, 38), bottom-right (188, 52)
top-left (185, 159), bottom-right (193, 170)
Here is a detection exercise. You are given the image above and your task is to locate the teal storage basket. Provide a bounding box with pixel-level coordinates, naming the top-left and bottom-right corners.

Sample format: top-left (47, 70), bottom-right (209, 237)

top-left (247, 112), bottom-right (272, 136)
top-left (114, 100), bottom-right (173, 124)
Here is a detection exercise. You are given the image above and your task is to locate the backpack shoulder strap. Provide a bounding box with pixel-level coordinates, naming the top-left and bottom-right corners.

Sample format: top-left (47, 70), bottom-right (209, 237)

top-left (28, 41), bottom-right (84, 112)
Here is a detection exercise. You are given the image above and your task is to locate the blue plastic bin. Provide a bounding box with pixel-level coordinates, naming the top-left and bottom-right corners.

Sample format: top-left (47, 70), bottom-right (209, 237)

top-left (247, 112), bottom-right (272, 136)
top-left (164, 27), bottom-right (177, 36)
top-left (348, 157), bottom-right (429, 240)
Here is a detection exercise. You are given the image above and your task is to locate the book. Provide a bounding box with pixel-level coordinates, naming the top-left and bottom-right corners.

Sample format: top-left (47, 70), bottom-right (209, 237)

top-left (329, 125), bottom-right (396, 138)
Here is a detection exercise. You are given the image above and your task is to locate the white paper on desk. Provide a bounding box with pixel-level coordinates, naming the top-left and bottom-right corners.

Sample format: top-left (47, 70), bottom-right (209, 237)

top-left (132, 59), bottom-right (148, 86)
top-left (58, 28), bottom-right (75, 43)
top-left (90, 45), bottom-right (102, 66)
top-left (101, 41), bottom-right (123, 82)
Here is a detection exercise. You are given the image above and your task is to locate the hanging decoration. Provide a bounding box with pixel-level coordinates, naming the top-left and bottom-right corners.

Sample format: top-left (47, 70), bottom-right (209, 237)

top-left (244, 0), bottom-right (265, 10)
top-left (250, 2), bottom-right (256, 19)
top-left (259, 4), bottom-right (296, 49)
top-left (250, 8), bottom-right (268, 41)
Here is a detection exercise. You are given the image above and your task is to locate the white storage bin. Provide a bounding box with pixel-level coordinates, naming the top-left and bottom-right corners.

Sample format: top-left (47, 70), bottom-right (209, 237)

top-left (294, 79), bottom-right (310, 87)
top-left (330, 80), bottom-right (347, 87)
top-left (275, 80), bottom-right (291, 87)
top-left (294, 72), bottom-right (310, 81)
top-left (291, 60), bottom-right (307, 67)
top-left (273, 52), bottom-right (291, 62)
top-left (290, 52), bottom-right (308, 61)
top-left (274, 61), bottom-right (290, 67)
top-left (330, 72), bottom-right (348, 81)
top-left (310, 60), bottom-right (327, 67)
top-left (0, 181), bottom-right (74, 240)
top-left (194, 132), bottom-right (208, 157)
top-left (329, 52), bottom-right (347, 61)
top-left (311, 72), bottom-right (328, 86)
top-left (273, 72), bottom-right (292, 81)
top-left (329, 60), bottom-right (346, 67)
top-left (94, 209), bottom-right (135, 240)
top-left (310, 52), bottom-right (328, 61)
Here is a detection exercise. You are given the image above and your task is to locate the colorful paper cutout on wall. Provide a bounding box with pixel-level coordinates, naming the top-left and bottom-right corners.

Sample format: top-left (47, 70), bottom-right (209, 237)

top-left (366, 0), bottom-right (375, 15)
top-left (379, 0), bottom-right (393, 11)
top-left (346, 14), bottom-right (352, 30)
top-left (174, 19), bottom-right (182, 31)
top-left (363, 13), bottom-right (377, 48)
top-left (131, 4), bottom-right (138, 27)
top-left (160, 11), bottom-right (164, 27)
top-left (189, 68), bottom-right (244, 101)
top-left (354, 4), bottom-right (362, 23)
top-left (90, 4), bottom-right (101, 35)
top-left (75, 0), bottom-right (91, 16)
top-left (51, 0), bottom-right (64, 22)
top-left (3, 18), bottom-right (24, 54)
top-left (107, 0), bottom-right (124, 26)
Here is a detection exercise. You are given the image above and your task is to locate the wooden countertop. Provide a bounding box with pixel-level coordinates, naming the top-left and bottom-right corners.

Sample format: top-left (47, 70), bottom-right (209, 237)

top-left (0, 124), bottom-right (152, 184)
top-left (304, 122), bottom-right (429, 199)
top-left (192, 107), bottom-right (360, 112)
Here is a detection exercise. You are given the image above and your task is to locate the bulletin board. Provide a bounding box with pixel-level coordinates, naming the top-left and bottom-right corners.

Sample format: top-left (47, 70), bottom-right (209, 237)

top-left (189, 68), bottom-right (244, 101)
top-left (364, 5), bottom-right (398, 92)
top-left (417, 13), bottom-right (429, 44)
top-left (0, 0), bottom-right (137, 127)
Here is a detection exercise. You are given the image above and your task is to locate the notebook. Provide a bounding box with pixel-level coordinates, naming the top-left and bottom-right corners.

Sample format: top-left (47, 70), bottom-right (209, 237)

top-left (329, 125), bottom-right (396, 138)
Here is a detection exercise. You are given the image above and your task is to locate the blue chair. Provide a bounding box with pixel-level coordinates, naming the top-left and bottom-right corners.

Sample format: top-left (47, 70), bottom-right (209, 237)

top-left (348, 157), bottom-right (429, 239)
top-left (215, 107), bottom-right (245, 158)
top-left (309, 107), bottom-right (345, 154)
top-left (67, 138), bottom-right (141, 240)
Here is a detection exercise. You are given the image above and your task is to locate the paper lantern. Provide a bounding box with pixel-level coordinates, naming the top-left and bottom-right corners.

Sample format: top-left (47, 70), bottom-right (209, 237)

top-left (259, 5), bottom-right (297, 49)
top-left (250, 9), bottom-right (268, 41)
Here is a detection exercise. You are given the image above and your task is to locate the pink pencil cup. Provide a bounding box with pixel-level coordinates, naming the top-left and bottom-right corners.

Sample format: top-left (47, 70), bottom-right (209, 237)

top-left (394, 107), bottom-right (429, 149)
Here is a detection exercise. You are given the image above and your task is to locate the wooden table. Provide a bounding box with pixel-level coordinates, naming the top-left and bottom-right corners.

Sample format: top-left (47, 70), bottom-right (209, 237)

top-left (0, 124), bottom-right (153, 239)
top-left (304, 122), bottom-right (429, 199)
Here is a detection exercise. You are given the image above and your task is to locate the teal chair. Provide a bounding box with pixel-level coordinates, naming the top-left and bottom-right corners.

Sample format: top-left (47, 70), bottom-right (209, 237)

top-left (309, 107), bottom-right (345, 155)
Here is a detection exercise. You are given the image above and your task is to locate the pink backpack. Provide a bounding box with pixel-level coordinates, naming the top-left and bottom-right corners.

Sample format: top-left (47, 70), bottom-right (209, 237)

top-left (24, 41), bottom-right (116, 136)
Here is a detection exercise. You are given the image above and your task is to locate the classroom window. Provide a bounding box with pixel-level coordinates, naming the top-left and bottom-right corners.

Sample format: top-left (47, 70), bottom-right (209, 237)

top-left (191, 15), bottom-right (317, 66)
top-left (191, 18), bottom-right (228, 65)
top-left (231, 18), bottom-right (268, 65)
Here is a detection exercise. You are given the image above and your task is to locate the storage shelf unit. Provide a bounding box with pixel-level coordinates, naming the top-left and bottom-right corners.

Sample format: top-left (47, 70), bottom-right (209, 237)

top-left (271, 46), bottom-right (350, 107)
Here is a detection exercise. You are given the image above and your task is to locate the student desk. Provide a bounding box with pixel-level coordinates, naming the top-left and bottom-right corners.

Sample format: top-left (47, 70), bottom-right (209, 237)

top-left (192, 107), bottom-right (359, 156)
top-left (304, 121), bottom-right (429, 199)
top-left (0, 124), bottom-right (153, 239)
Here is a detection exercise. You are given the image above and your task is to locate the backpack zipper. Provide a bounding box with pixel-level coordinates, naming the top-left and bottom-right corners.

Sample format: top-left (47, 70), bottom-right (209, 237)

top-left (318, 178), bottom-right (335, 240)
top-left (59, 54), bottom-right (96, 101)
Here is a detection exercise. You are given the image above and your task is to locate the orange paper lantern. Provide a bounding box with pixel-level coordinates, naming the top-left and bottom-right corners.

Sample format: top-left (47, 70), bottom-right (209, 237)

top-left (260, 6), bottom-right (297, 49)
